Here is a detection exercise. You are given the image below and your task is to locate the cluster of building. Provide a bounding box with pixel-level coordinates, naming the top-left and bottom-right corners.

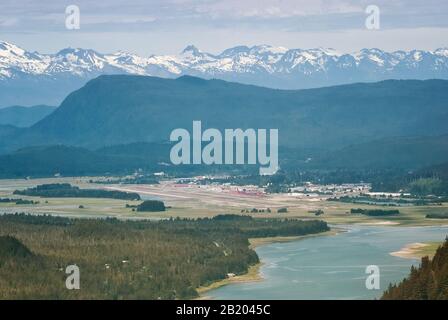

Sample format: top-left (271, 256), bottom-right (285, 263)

top-left (288, 183), bottom-right (371, 198)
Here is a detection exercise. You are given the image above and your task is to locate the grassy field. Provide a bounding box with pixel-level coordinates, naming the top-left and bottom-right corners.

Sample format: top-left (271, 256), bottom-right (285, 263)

top-left (390, 241), bottom-right (444, 259)
top-left (415, 242), bottom-right (443, 258)
top-left (1, 177), bottom-right (447, 226)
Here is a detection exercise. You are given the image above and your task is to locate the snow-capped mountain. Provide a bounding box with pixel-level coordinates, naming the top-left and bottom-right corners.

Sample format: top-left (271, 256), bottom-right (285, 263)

top-left (1, 40), bottom-right (448, 106)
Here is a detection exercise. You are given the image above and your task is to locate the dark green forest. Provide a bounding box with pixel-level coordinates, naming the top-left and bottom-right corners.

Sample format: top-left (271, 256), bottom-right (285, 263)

top-left (350, 208), bottom-right (400, 216)
top-left (426, 213), bottom-right (448, 219)
top-left (136, 200), bottom-right (166, 212)
top-left (382, 237), bottom-right (448, 300)
top-left (0, 213), bottom-right (328, 299)
top-left (14, 183), bottom-right (141, 201)
top-left (0, 198), bottom-right (38, 205)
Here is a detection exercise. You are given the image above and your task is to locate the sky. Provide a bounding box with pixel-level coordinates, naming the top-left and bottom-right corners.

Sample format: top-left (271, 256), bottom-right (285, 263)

top-left (1, 0), bottom-right (448, 55)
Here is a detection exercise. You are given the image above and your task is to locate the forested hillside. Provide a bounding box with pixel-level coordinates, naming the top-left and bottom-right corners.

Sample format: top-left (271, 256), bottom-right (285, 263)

top-left (4, 76), bottom-right (448, 152)
top-left (382, 238), bottom-right (448, 300)
top-left (311, 135), bottom-right (448, 170)
top-left (0, 213), bottom-right (329, 299)
top-left (372, 161), bottom-right (448, 196)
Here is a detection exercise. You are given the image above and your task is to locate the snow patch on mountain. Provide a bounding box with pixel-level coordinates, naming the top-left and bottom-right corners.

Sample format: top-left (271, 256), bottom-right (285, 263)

top-left (1, 40), bottom-right (448, 88)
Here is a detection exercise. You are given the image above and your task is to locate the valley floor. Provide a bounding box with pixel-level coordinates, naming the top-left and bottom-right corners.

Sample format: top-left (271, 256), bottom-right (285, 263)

top-left (1, 177), bottom-right (447, 227)
top-left (1, 176), bottom-right (448, 300)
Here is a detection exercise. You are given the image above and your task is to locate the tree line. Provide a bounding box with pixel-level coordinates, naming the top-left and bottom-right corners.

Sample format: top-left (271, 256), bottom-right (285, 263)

top-left (14, 183), bottom-right (141, 201)
top-left (350, 208), bottom-right (400, 216)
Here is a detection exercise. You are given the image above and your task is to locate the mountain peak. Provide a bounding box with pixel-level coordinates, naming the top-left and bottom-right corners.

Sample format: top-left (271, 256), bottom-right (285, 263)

top-left (56, 47), bottom-right (101, 57)
top-left (219, 45), bottom-right (250, 57)
top-left (434, 48), bottom-right (448, 57)
top-left (0, 41), bottom-right (26, 56)
top-left (176, 75), bottom-right (208, 84)
top-left (181, 45), bottom-right (201, 55)
top-left (250, 44), bottom-right (288, 54)
top-left (0, 40), bottom-right (21, 48)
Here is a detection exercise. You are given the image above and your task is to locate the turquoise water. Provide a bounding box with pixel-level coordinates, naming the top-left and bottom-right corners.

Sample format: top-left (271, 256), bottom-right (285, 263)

top-left (208, 225), bottom-right (448, 300)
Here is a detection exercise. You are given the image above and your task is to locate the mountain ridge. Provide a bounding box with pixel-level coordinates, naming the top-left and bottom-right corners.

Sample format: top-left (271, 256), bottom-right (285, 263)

top-left (0, 105), bottom-right (56, 127)
top-left (3, 75), bottom-right (448, 154)
top-left (2, 40), bottom-right (448, 105)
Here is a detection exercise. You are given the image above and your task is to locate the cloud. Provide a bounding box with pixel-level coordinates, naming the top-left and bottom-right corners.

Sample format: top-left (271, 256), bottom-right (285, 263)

top-left (2, 0), bottom-right (447, 29)
top-left (1, 0), bottom-right (447, 54)
top-left (0, 18), bottom-right (19, 27)
top-left (191, 0), bottom-right (362, 19)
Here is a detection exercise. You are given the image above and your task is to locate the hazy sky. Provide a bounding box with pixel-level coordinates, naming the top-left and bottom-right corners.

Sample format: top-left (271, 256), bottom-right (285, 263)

top-left (1, 0), bottom-right (448, 55)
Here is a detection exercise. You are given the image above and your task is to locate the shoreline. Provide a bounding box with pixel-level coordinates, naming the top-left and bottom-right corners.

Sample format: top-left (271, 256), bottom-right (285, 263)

top-left (390, 241), bottom-right (442, 259)
top-left (248, 229), bottom-right (342, 249)
top-left (196, 263), bottom-right (263, 300)
top-left (196, 228), bottom-right (343, 299)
